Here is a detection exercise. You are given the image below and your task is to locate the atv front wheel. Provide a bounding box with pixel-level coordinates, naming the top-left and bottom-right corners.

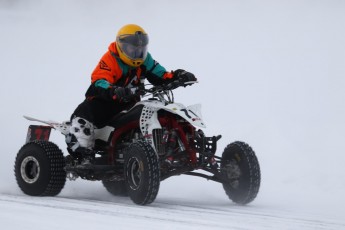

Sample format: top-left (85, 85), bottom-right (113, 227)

top-left (221, 141), bottom-right (260, 204)
top-left (14, 140), bottom-right (66, 196)
top-left (124, 140), bottom-right (160, 205)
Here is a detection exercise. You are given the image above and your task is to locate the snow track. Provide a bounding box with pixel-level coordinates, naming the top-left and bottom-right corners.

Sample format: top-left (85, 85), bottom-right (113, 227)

top-left (0, 193), bottom-right (343, 230)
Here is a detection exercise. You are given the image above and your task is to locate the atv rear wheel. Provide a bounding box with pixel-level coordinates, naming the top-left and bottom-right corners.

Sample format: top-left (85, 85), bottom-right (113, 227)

top-left (14, 140), bottom-right (66, 196)
top-left (124, 140), bottom-right (160, 205)
top-left (102, 179), bottom-right (128, 197)
top-left (221, 141), bottom-right (260, 205)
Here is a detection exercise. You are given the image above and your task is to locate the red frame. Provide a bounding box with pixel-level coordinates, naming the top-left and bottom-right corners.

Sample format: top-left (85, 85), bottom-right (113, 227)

top-left (109, 114), bottom-right (198, 165)
top-left (158, 116), bottom-right (198, 164)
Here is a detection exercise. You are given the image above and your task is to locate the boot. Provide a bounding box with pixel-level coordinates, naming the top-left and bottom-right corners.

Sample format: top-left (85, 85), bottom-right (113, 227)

top-left (75, 147), bottom-right (95, 169)
top-left (65, 116), bottom-right (96, 169)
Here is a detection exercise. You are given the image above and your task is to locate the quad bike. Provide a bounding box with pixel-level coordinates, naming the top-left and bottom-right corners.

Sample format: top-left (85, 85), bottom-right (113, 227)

top-left (14, 80), bottom-right (261, 205)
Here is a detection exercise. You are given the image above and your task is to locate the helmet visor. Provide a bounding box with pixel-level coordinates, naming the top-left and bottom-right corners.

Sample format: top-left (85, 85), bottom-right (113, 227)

top-left (118, 33), bottom-right (148, 60)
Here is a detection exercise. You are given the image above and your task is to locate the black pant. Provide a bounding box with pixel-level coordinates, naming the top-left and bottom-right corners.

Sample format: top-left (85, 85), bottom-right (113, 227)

top-left (71, 98), bottom-right (132, 128)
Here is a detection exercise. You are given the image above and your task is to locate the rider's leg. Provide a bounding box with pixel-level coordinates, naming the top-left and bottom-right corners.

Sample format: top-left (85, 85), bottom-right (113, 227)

top-left (66, 98), bottom-right (124, 164)
top-left (66, 99), bottom-right (99, 164)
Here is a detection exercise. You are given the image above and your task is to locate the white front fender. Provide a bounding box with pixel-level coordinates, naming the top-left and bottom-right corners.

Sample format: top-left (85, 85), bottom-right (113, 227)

top-left (164, 103), bottom-right (206, 128)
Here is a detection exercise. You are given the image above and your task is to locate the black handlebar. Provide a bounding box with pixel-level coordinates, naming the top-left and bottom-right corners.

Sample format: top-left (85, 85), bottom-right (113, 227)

top-left (144, 80), bottom-right (197, 94)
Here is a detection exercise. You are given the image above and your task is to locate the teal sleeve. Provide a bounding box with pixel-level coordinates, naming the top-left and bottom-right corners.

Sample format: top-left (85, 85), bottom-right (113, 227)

top-left (143, 53), bottom-right (167, 78)
top-left (94, 79), bottom-right (111, 89)
top-left (85, 79), bottom-right (113, 101)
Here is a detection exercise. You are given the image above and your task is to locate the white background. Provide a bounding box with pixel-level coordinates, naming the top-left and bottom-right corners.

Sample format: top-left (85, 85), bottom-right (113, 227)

top-left (1, 0), bottom-right (345, 229)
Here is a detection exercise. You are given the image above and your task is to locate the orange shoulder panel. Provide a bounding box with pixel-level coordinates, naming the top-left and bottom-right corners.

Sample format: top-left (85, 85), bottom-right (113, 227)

top-left (91, 42), bottom-right (123, 84)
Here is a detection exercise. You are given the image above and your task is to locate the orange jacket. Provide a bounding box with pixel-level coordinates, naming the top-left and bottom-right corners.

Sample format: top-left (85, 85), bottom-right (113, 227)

top-left (92, 42), bottom-right (173, 84)
top-left (86, 42), bottom-right (174, 100)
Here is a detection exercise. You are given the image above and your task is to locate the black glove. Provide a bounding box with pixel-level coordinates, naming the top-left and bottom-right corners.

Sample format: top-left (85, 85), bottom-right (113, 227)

top-left (112, 87), bottom-right (133, 102)
top-left (173, 69), bottom-right (197, 83)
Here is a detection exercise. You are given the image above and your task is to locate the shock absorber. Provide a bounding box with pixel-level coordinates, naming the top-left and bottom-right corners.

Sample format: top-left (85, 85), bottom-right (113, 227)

top-left (166, 130), bottom-right (177, 156)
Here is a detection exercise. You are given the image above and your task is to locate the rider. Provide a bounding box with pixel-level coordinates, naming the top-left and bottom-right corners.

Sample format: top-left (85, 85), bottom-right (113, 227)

top-left (66, 24), bottom-right (197, 166)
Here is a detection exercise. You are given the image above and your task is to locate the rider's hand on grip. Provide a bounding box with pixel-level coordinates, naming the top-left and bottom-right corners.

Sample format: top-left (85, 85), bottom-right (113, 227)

top-left (112, 87), bottom-right (133, 102)
top-left (173, 69), bottom-right (197, 83)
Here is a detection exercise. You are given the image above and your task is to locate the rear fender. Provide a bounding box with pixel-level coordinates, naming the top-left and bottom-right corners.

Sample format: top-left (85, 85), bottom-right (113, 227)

top-left (23, 115), bottom-right (70, 135)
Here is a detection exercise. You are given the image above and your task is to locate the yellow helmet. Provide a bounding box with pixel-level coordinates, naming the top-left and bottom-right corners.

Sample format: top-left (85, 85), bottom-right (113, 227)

top-left (116, 24), bottom-right (149, 67)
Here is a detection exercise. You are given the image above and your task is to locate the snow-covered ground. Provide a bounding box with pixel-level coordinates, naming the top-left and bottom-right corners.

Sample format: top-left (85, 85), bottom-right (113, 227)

top-left (1, 191), bottom-right (344, 230)
top-left (1, 0), bottom-right (345, 229)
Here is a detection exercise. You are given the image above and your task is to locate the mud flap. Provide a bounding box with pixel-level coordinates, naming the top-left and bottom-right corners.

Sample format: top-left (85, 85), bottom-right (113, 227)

top-left (26, 125), bottom-right (52, 143)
